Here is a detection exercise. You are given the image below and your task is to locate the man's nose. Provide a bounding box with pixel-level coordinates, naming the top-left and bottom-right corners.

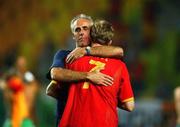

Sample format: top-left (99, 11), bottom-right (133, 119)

top-left (79, 29), bottom-right (84, 35)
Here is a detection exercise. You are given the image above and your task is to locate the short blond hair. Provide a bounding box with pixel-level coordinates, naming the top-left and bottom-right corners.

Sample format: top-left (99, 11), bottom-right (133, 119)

top-left (90, 19), bottom-right (114, 45)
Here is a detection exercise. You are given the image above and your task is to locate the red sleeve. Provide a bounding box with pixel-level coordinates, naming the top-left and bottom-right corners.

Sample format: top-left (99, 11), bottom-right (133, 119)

top-left (119, 63), bottom-right (134, 103)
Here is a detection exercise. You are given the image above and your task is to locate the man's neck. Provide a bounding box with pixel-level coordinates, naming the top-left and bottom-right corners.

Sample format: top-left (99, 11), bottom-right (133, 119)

top-left (76, 43), bottom-right (103, 47)
top-left (91, 43), bottom-right (102, 47)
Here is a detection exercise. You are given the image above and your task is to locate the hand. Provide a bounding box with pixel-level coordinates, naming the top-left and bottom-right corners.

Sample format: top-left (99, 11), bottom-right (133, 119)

top-left (87, 71), bottom-right (113, 86)
top-left (66, 47), bottom-right (86, 64)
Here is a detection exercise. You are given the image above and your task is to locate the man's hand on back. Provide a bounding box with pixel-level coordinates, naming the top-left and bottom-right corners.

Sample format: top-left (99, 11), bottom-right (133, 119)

top-left (87, 71), bottom-right (113, 86)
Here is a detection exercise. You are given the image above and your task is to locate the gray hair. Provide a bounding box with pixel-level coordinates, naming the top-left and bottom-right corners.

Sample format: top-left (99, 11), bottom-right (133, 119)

top-left (70, 14), bottom-right (93, 33)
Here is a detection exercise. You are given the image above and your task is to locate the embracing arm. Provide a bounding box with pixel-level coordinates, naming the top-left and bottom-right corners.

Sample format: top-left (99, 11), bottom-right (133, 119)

top-left (66, 46), bottom-right (123, 63)
top-left (46, 49), bottom-right (113, 98)
top-left (46, 67), bottom-right (88, 98)
top-left (46, 67), bottom-right (113, 98)
top-left (51, 67), bottom-right (88, 82)
top-left (50, 67), bottom-right (113, 85)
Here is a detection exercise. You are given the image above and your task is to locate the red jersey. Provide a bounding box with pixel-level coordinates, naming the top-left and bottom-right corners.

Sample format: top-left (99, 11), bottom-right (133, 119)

top-left (59, 56), bottom-right (134, 127)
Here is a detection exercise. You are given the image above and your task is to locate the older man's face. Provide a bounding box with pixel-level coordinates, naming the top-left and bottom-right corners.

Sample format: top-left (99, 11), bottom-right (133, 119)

top-left (73, 18), bottom-right (91, 47)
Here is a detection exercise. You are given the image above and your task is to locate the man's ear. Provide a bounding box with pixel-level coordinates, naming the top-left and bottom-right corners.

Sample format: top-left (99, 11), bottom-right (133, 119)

top-left (108, 40), bottom-right (112, 45)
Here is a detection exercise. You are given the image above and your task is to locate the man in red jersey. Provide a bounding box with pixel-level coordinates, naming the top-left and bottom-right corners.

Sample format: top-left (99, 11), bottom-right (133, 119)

top-left (59, 20), bottom-right (135, 127)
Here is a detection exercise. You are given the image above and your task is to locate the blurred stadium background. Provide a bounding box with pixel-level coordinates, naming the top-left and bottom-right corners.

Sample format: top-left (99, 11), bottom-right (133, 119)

top-left (0, 0), bottom-right (180, 127)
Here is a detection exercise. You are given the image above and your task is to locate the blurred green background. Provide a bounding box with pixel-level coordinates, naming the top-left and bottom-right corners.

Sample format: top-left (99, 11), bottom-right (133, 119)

top-left (0, 0), bottom-right (180, 126)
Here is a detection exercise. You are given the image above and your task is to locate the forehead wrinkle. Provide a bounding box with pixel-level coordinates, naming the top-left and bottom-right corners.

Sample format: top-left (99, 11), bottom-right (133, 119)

top-left (75, 25), bottom-right (89, 30)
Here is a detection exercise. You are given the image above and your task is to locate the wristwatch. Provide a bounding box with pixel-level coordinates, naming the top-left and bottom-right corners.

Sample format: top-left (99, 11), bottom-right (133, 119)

top-left (85, 46), bottom-right (91, 55)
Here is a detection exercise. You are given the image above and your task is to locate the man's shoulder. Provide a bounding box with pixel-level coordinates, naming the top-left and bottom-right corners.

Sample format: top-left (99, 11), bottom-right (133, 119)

top-left (55, 49), bottom-right (71, 55)
top-left (53, 49), bottom-right (71, 59)
top-left (107, 58), bottom-right (127, 67)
